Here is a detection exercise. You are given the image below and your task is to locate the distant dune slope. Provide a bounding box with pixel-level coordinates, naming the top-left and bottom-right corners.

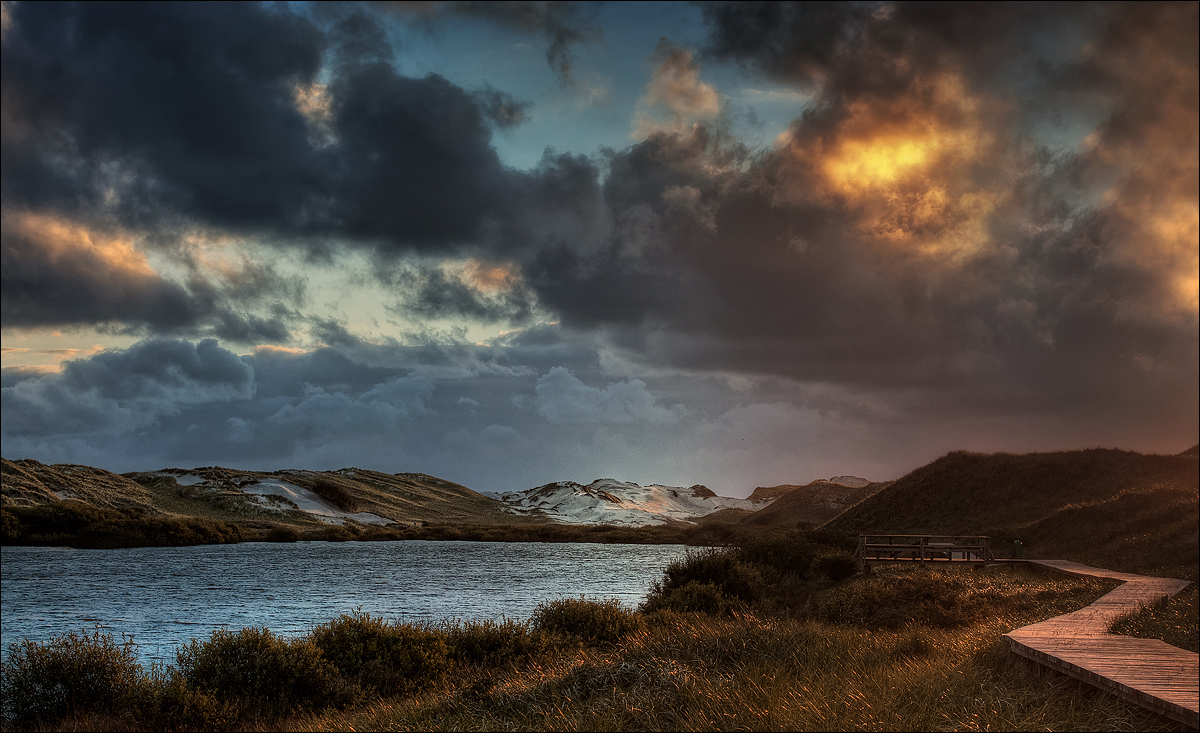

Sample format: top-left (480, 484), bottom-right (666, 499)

top-left (1, 459), bottom-right (162, 513)
top-left (741, 479), bottom-right (888, 528)
top-left (499, 479), bottom-right (763, 526)
top-left (824, 449), bottom-right (1199, 574)
top-left (1, 460), bottom-right (527, 528)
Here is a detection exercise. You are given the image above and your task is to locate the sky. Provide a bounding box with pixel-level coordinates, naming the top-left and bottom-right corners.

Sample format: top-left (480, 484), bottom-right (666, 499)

top-left (1, 1), bottom-right (1197, 497)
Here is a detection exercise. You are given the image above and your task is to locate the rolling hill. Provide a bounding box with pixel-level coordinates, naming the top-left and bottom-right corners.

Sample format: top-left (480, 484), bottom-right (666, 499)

top-left (2, 459), bottom-right (164, 514)
top-left (1, 459), bottom-right (530, 530)
top-left (739, 477), bottom-right (888, 528)
top-left (823, 448), bottom-right (1199, 575)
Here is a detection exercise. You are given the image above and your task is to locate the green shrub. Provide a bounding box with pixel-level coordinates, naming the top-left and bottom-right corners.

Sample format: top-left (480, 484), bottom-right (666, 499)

top-left (310, 612), bottom-right (450, 697)
top-left (809, 551), bottom-right (860, 583)
top-left (265, 525), bottom-right (301, 542)
top-left (148, 672), bottom-right (238, 732)
top-left (531, 597), bottom-right (645, 644)
top-left (73, 517), bottom-right (245, 549)
top-left (312, 525), bottom-right (356, 542)
top-left (641, 580), bottom-right (734, 615)
top-left (175, 627), bottom-right (348, 718)
top-left (653, 548), bottom-right (765, 603)
top-left (310, 478), bottom-right (359, 512)
top-left (445, 618), bottom-right (554, 667)
top-left (803, 528), bottom-right (859, 554)
top-left (0, 630), bottom-right (144, 726)
top-left (0, 509), bottom-right (20, 543)
top-left (739, 533), bottom-right (819, 578)
top-left (7, 501), bottom-right (117, 544)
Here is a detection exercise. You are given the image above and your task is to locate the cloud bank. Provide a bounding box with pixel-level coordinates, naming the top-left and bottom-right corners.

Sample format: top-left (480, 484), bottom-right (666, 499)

top-left (2, 2), bottom-right (1195, 490)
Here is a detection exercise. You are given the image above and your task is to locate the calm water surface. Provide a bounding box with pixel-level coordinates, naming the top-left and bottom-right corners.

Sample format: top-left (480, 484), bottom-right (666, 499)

top-left (1, 541), bottom-right (689, 663)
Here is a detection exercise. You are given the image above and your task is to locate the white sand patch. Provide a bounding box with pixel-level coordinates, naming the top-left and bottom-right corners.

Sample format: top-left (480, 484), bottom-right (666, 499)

top-left (500, 479), bottom-right (759, 527)
top-left (154, 472), bottom-right (208, 486)
top-left (52, 490), bottom-right (76, 500)
top-left (240, 480), bottom-right (391, 525)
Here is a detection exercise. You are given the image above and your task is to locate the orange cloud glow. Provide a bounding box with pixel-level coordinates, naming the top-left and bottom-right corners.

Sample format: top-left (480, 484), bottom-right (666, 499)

top-left (457, 259), bottom-right (523, 294)
top-left (6, 212), bottom-right (157, 277)
top-left (780, 72), bottom-right (1000, 258)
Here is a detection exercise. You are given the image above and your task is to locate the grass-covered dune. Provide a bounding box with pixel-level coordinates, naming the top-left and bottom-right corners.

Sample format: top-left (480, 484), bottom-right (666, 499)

top-left (824, 447), bottom-right (1199, 577)
top-left (2, 459), bottom-right (595, 548)
top-left (2, 459), bottom-right (519, 527)
top-left (738, 479), bottom-right (889, 528)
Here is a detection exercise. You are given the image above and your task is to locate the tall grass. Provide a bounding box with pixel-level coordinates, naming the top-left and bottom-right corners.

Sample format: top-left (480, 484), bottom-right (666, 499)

top-left (1109, 582), bottom-right (1199, 653)
top-left (305, 567), bottom-right (1171, 733)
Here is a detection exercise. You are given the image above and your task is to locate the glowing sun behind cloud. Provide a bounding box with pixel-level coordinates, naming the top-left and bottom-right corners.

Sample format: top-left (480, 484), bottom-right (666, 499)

top-left (823, 134), bottom-right (941, 194)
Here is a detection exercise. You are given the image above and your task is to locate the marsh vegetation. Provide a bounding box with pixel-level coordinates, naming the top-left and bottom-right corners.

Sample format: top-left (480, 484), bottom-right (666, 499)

top-left (3, 531), bottom-right (1190, 732)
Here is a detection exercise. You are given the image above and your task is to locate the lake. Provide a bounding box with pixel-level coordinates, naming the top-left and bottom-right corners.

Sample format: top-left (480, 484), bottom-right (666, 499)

top-left (0, 540), bottom-right (691, 664)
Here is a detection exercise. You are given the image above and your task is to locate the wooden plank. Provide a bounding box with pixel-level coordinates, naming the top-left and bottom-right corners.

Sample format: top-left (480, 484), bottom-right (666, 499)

top-left (1003, 560), bottom-right (1197, 727)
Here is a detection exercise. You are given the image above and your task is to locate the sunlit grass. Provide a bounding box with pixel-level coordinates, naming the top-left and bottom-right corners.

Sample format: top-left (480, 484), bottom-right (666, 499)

top-left (294, 566), bottom-right (1181, 733)
top-left (1110, 582), bottom-right (1199, 653)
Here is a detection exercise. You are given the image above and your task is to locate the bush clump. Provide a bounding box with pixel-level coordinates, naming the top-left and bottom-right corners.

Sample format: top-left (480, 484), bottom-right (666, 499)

top-left (175, 627), bottom-right (349, 718)
top-left (0, 630), bottom-right (144, 726)
top-left (310, 612), bottom-right (450, 696)
top-left (809, 551), bottom-right (860, 583)
top-left (310, 478), bottom-right (359, 513)
top-left (531, 597), bottom-right (644, 645)
top-left (650, 548), bottom-right (766, 604)
top-left (1, 508), bottom-right (22, 543)
top-left (264, 525), bottom-right (302, 542)
top-left (739, 534), bottom-right (820, 579)
top-left (445, 618), bottom-right (554, 667)
top-left (641, 580), bottom-right (735, 615)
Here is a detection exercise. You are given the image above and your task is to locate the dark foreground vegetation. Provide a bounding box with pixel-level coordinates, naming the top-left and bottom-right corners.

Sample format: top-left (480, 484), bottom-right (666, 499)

top-left (3, 530), bottom-right (1191, 732)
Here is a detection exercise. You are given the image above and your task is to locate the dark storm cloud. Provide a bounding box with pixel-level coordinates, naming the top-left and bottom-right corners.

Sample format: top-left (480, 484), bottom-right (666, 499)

top-left (1, 0), bottom-right (1194, 451)
top-left (504, 1), bottom-right (1196, 439)
top-left (0, 1), bottom-right (553, 333)
top-left (0, 1), bottom-right (327, 230)
top-left (0, 215), bottom-right (203, 332)
top-left (0, 213), bottom-right (299, 341)
top-left (2, 338), bottom-right (253, 437)
top-left (700, 1), bottom-right (1108, 98)
top-left (0, 1), bottom-right (528, 245)
top-left (0, 333), bottom-right (678, 487)
top-left (325, 61), bottom-right (509, 248)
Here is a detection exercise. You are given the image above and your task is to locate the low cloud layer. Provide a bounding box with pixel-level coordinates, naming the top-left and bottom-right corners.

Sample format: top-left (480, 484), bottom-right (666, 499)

top-left (1, 2), bottom-right (1195, 488)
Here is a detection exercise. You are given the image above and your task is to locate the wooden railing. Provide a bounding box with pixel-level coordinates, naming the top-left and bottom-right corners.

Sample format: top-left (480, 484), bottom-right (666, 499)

top-left (855, 534), bottom-right (995, 566)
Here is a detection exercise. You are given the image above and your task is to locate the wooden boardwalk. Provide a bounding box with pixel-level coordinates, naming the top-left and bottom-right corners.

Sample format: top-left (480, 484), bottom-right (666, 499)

top-left (1004, 559), bottom-right (1197, 727)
